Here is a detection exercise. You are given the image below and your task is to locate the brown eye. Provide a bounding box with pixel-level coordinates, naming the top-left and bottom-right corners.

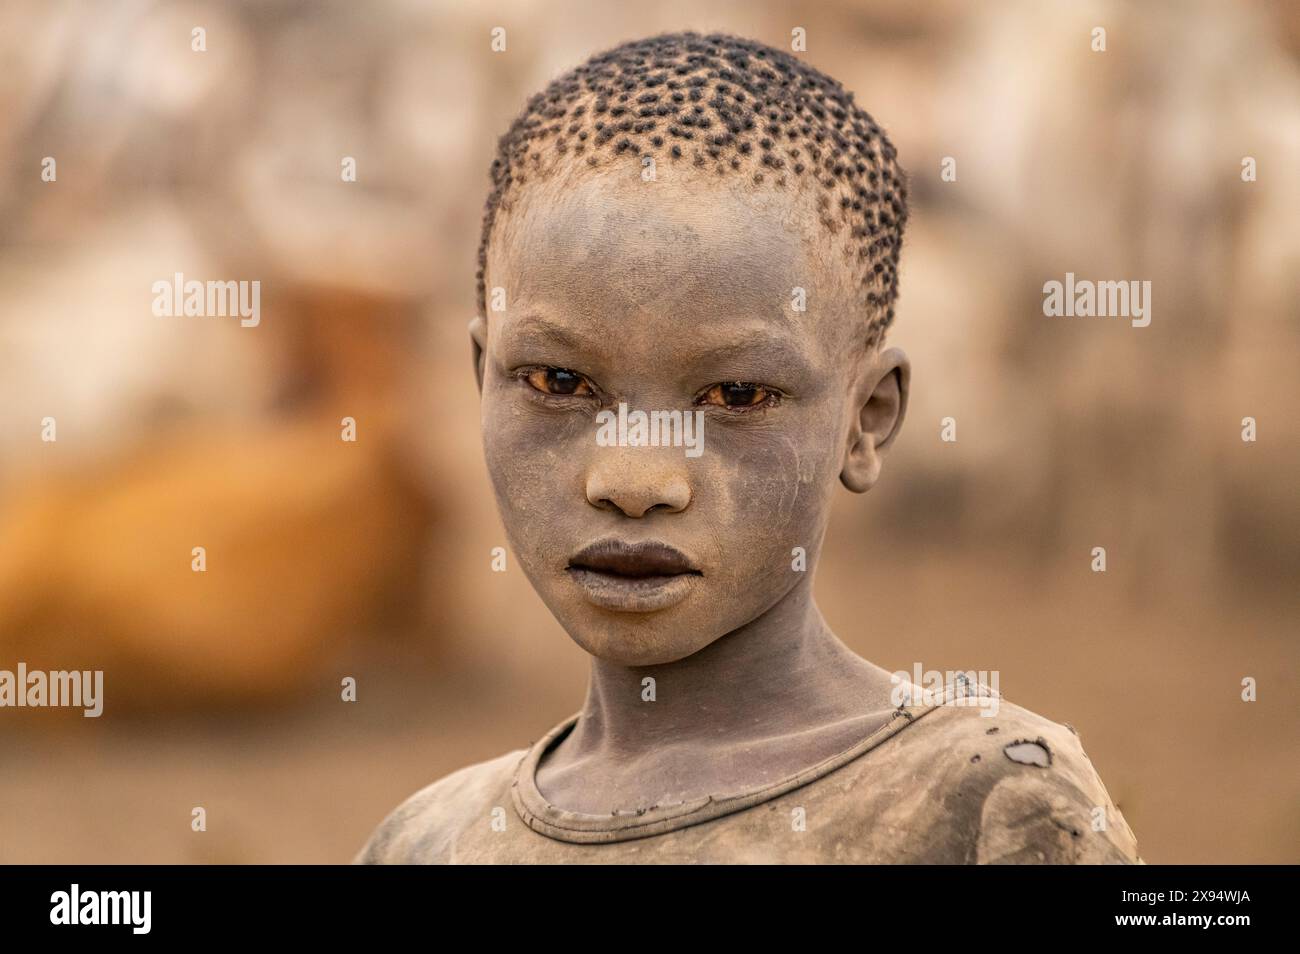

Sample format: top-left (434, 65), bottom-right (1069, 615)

top-left (698, 382), bottom-right (775, 409)
top-left (525, 367), bottom-right (594, 396)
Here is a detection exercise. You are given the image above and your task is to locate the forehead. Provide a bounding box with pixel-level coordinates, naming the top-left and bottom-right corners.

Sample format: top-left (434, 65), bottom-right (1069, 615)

top-left (485, 170), bottom-right (854, 354)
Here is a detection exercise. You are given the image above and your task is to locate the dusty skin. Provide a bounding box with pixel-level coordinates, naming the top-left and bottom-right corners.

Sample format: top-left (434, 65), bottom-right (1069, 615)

top-left (357, 158), bottom-right (1142, 863)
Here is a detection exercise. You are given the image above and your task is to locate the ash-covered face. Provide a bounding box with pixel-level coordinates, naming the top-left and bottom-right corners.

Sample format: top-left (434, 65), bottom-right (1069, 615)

top-left (473, 170), bottom-right (908, 666)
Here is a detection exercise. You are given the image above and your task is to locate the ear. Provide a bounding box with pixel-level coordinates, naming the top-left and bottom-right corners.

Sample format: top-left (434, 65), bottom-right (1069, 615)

top-left (840, 346), bottom-right (910, 493)
top-left (468, 315), bottom-right (487, 394)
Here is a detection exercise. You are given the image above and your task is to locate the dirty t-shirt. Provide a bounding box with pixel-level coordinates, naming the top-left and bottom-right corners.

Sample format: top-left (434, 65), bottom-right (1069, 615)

top-left (354, 693), bottom-right (1142, 864)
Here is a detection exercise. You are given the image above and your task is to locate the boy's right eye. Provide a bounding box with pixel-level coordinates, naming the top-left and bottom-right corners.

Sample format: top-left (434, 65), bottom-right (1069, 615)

top-left (523, 367), bottom-right (595, 396)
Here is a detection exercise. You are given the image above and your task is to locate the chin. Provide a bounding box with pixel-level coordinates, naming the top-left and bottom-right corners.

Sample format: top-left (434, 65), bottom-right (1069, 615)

top-left (582, 638), bottom-right (701, 668)
top-left (560, 611), bottom-right (718, 667)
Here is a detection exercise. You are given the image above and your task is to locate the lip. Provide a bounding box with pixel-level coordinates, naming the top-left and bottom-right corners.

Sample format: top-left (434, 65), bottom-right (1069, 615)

top-left (566, 539), bottom-right (702, 613)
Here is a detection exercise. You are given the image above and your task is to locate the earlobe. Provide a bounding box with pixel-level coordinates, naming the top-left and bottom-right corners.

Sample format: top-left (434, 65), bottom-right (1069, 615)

top-left (468, 316), bottom-right (487, 393)
top-left (839, 346), bottom-right (910, 494)
top-left (839, 445), bottom-right (881, 493)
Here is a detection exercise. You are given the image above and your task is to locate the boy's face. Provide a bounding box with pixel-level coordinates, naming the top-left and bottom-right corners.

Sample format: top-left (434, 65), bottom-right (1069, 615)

top-left (475, 169), bottom-right (906, 666)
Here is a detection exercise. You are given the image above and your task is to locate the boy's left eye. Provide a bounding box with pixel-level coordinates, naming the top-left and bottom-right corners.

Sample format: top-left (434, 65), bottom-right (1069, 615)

top-left (696, 382), bottom-right (778, 409)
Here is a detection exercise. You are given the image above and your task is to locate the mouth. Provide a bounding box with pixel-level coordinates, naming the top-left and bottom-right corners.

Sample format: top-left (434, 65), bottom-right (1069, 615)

top-left (566, 539), bottom-right (702, 613)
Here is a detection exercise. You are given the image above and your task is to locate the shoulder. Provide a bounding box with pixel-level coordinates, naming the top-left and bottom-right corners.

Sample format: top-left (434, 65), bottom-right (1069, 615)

top-left (352, 747), bottom-right (526, 864)
top-left (886, 696), bottom-right (1142, 863)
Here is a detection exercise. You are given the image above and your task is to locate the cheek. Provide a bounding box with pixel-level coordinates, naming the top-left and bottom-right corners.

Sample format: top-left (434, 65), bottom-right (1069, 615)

top-left (480, 388), bottom-right (588, 544)
top-left (703, 414), bottom-right (843, 566)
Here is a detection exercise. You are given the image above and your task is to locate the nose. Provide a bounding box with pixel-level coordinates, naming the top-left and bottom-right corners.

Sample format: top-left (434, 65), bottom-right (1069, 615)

top-left (585, 453), bottom-right (692, 518)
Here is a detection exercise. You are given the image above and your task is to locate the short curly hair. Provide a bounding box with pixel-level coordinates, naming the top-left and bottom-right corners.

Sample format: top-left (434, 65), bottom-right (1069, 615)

top-left (476, 31), bottom-right (909, 346)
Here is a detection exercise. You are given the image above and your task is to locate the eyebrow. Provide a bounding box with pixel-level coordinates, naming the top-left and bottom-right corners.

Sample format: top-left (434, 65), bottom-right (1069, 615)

top-left (503, 314), bottom-right (816, 387)
top-left (693, 334), bottom-right (816, 385)
top-left (505, 315), bottom-right (587, 352)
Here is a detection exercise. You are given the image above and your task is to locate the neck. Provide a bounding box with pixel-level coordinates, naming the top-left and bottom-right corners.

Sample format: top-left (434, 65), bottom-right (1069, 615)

top-left (562, 575), bottom-right (890, 759)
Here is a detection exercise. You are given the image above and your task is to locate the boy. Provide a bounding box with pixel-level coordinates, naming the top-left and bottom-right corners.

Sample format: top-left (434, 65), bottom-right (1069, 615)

top-left (356, 32), bottom-right (1141, 863)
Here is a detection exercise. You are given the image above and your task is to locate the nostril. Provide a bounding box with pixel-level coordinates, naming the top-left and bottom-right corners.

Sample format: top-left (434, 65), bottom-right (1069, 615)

top-left (589, 498), bottom-right (681, 519)
top-left (585, 471), bottom-right (693, 518)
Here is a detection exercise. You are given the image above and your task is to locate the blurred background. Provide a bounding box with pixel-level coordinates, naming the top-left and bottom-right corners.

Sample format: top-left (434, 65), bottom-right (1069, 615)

top-left (0, 0), bottom-right (1296, 864)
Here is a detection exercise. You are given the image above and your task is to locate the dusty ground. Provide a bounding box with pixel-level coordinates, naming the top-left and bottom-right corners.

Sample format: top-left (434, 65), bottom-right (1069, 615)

top-left (2, 546), bottom-right (1293, 865)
